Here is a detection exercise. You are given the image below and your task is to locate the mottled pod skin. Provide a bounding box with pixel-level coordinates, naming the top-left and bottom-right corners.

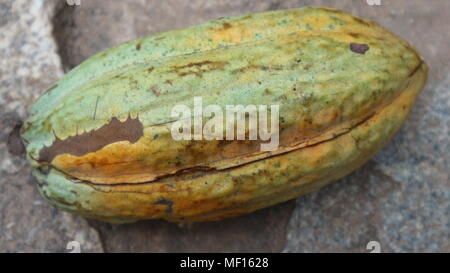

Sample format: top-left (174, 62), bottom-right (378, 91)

top-left (21, 7), bottom-right (427, 223)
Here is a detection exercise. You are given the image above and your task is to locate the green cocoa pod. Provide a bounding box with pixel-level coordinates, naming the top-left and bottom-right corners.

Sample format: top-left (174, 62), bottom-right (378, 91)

top-left (21, 7), bottom-right (427, 223)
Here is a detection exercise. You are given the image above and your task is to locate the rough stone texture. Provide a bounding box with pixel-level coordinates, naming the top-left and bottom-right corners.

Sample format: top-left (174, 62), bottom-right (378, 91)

top-left (89, 200), bottom-right (295, 253)
top-left (0, 0), bottom-right (102, 253)
top-left (1, 0), bottom-right (448, 252)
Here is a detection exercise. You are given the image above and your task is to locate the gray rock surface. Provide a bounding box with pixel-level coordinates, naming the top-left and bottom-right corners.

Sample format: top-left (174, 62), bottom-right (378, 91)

top-left (0, 0), bottom-right (102, 253)
top-left (0, 0), bottom-right (448, 252)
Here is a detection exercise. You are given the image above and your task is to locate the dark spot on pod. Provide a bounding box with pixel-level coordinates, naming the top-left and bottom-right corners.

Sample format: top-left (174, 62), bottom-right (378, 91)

top-left (222, 22), bottom-right (232, 29)
top-left (174, 61), bottom-right (228, 77)
top-left (135, 42), bottom-right (142, 51)
top-left (350, 43), bottom-right (370, 54)
top-left (176, 60), bottom-right (221, 69)
top-left (154, 198), bottom-right (173, 213)
top-left (348, 32), bottom-right (360, 38)
top-left (151, 87), bottom-right (161, 96)
top-left (113, 75), bottom-right (128, 80)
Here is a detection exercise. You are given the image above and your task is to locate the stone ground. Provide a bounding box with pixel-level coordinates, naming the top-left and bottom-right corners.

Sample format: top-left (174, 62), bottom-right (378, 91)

top-left (0, 0), bottom-right (448, 252)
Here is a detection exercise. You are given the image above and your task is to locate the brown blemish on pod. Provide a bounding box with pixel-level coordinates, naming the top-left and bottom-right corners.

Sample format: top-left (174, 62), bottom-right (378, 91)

top-left (39, 116), bottom-right (144, 162)
top-left (151, 86), bottom-right (161, 96)
top-left (173, 60), bottom-right (227, 77)
top-left (222, 22), bottom-right (232, 30)
top-left (154, 198), bottom-right (174, 213)
top-left (348, 32), bottom-right (361, 39)
top-left (350, 43), bottom-right (370, 54)
top-left (231, 64), bottom-right (284, 74)
top-left (135, 42), bottom-right (142, 51)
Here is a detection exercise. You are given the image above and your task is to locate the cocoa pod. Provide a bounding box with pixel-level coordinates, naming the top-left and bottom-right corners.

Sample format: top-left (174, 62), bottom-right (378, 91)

top-left (21, 7), bottom-right (428, 223)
